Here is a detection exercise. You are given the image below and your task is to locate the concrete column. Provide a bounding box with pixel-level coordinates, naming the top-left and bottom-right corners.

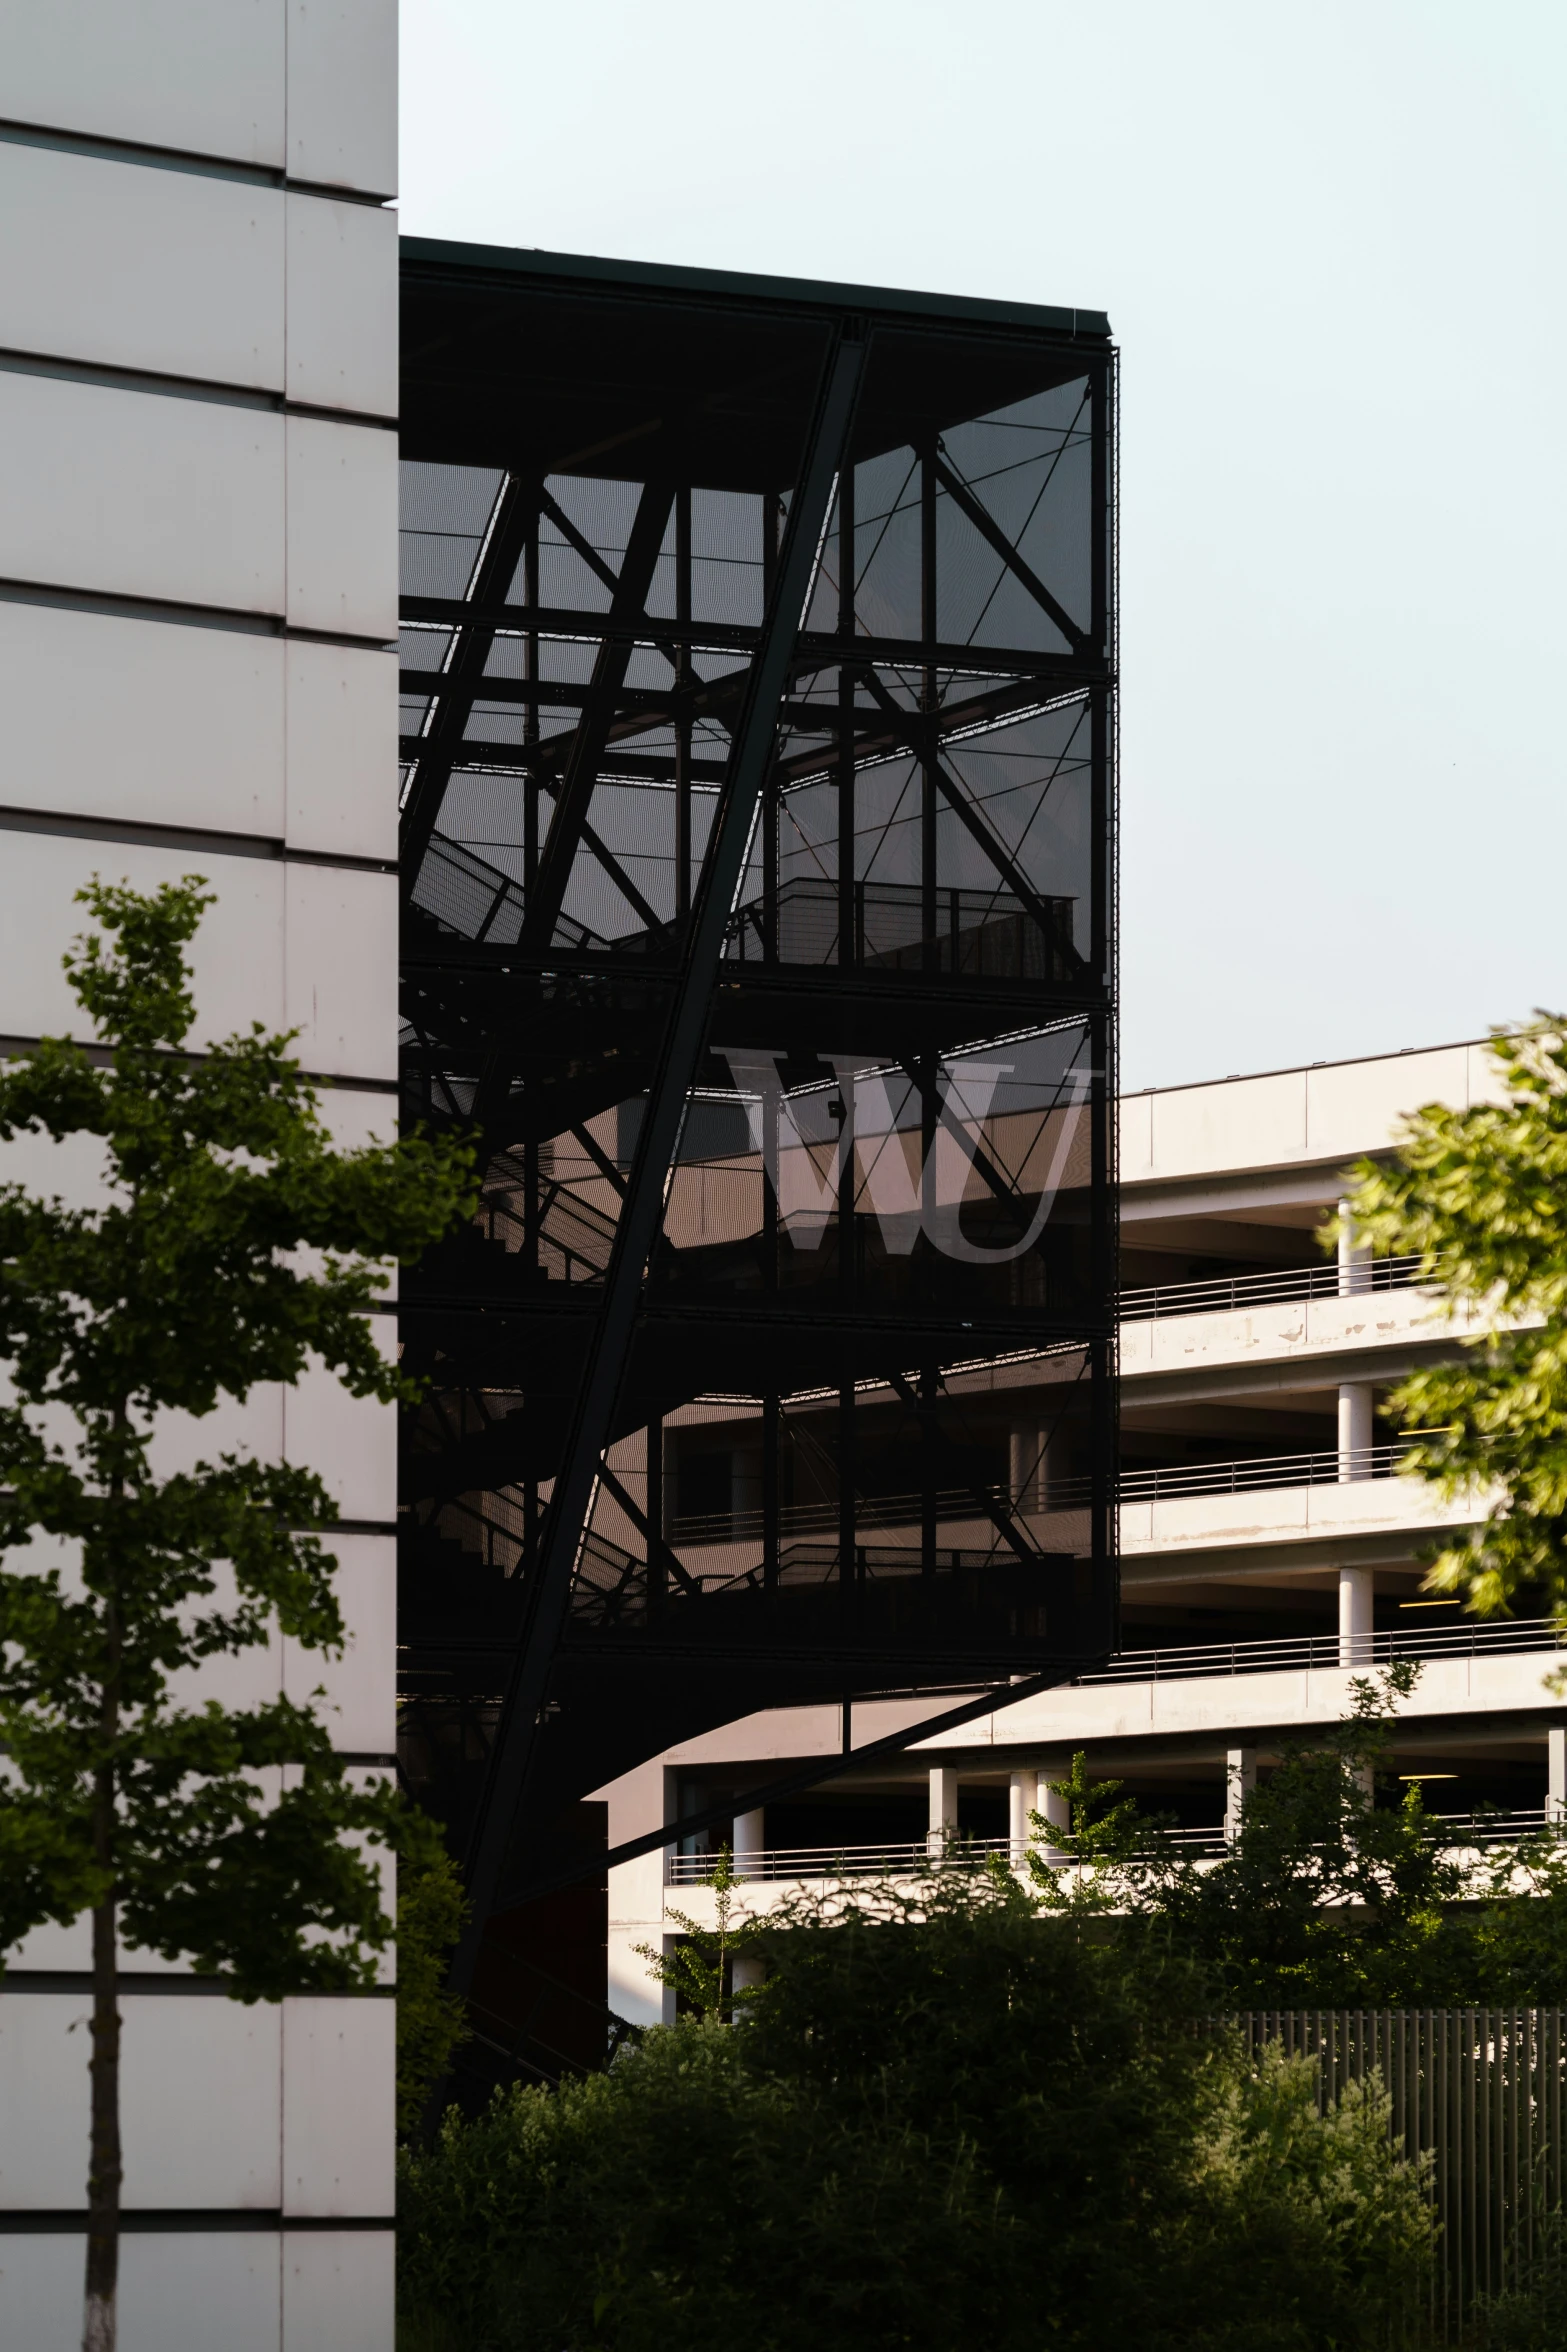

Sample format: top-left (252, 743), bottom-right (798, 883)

top-left (1339, 1566), bottom-right (1375, 1668)
top-left (1009, 1423), bottom-right (1071, 1513)
top-left (1009, 1424), bottom-right (1041, 1512)
top-left (1224, 1747), bottom-right (1256, 1842)
top-left (1338, 1198), bottom-right (1372, 1296)
top-left (733, 1807), bottom-right (765, 1878)
top-left (927, 1764), bottom-right (960, 1858)
top-left (1549, 1725), bottom-right (1566, 1825)
top-left (1038, 1768), bottom-right (1071, 1863)
top-left (1338, 1382), bottom-right (1374, 1481)
top-left (1008, 1769), bottom-right (1038, 1865)
top-left (730, 1952), bottom-right (766, 1999)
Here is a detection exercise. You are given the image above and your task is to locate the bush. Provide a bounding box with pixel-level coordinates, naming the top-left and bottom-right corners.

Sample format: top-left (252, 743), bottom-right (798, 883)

top-left (396, 1817), bottom-right (469, 2138)
top-left (399, 1876), bottom-right (1435, 2349)
top-left (1461, 2215), bottom-right (1567, 2350)
top-left (399, 2019), bottom-right (1012, 2352)
top-left (1173, 2044), bottom-right (1434, 2350)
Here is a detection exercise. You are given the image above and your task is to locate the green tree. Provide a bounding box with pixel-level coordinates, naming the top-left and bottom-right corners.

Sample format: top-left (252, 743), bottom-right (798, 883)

top-left (1131, 1667), bottom-right (1475, 2007)
top-left (396, 1816), bottom-right (472, 2138)
top-left (1340, 1020), bottom-right (1567, 1619)
top-left (1467, 1829), bottom-right (1567, 2003)
top-left (633, 1844), bottom-right (768, 2021)
top-left (400, 2020), bottom-right (1008, 2352)
top-left (399, 1877), bottom-right (1435, 2351)
top-left (1027, 1668), bottom-right (1567, 2006)
top-left (0, 878), bottom-right (473, 2352)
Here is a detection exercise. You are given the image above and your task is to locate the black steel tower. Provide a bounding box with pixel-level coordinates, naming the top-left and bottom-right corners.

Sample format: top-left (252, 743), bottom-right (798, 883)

top-left (396, 241), bottom-right (1118, 2018)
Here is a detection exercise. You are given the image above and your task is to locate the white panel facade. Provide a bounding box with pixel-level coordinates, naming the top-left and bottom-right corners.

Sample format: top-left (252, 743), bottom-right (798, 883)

top-left (0, 600), bottom-right (287, 834)
top-left (1, 2233), bottom-right (286, 2352)
top-left (0, 835), bottom-right (396, 1084)
top-left (286, 194), bottom-right (399, 416)
top-left (286, 639), bottom-right (399, 857)
top-left (285, 0), bottom-right (399, 197)
top-left (281, 1536), bottom-right (397, 1755)
top-left (0, 143), bottom-right (285, 387)
top-left (284, 860), bottom-right (400, 1079)
top-left (285, 413), bottom-right (400, 634)
top-left (1, 1), bottom-right (287, 166)
top-left (0, 371), bottom-right (285, 615)
top-left (283, 2231), bottom-right (398, 2352)
top-left (0, 5), bottom-right (398, 2342)
top-left (0, 607), bottom-right (396, 855)
top-left (282, 1336), bottom-right (400, 1523)
top-left (0, 832), bottom-right (285, 1044)
top-left (0, 1997), bottom-right (283, 2208)
top-left (281, 1998), bottom-right (397, 2213)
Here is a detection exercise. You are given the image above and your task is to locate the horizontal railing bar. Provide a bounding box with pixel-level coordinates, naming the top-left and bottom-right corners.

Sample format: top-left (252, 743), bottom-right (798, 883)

top-left (1080, 1618), bottom-right (1560, 1684)
top-left (666, 1811), bottom-right (1558, 1885)
top-left (1107, 1435), bottom-right (1440, 1504)
top-left (1120, 1254), bottom-right (1428, 1321)
top-left (671, 1438), bottom-right (1447, 1546)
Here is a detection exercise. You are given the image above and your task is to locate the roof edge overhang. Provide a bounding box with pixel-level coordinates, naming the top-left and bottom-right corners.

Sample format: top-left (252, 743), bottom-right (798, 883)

top-left (399, 233), bottom-right (1112, 342)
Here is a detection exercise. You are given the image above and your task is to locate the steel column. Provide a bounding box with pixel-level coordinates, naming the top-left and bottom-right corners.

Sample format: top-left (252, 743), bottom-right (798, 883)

top-left (446, 326), bottom-right (868, 1999)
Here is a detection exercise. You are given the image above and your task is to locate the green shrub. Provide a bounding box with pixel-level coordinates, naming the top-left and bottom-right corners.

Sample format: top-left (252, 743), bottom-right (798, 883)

top-left (1461, 2214), bottom-right (1567, 2350)
top-left (399, 1878), bottom-right (1436, 2350)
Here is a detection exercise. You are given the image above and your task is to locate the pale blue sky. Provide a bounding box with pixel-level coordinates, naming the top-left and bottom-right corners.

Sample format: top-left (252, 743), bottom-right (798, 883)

top-left (400, 1), bottom-right (1567, 1089)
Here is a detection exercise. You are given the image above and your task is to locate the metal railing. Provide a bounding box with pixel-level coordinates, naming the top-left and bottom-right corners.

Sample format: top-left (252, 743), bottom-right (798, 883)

top-left (724, 876), bottom-right (1081, 983)
top-left (667, 1811), bottom-right (1557, 1887)
top-left (1115, 1436), bottom-right (1434, 1504)
top-left (671, 1439), bottom-right (1443, 1547)
top-left (670, 1484), bottom-right (1039, 1547)
top-left (412, 829), bottom-right (614, 953)
top-left (1120, 1253), bottom-right (1428, 1321)
top-left (668, 1836), bottom-right (1013, 1885)
top-left (1080, 1616), bottom-right (1561, 1685)
top-left (477, 1176), bottom-right (619, 1285)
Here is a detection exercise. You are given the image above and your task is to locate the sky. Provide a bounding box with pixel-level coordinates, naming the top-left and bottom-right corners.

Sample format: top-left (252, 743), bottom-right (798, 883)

top-left (400, 0), bottom-right (1567, 1091)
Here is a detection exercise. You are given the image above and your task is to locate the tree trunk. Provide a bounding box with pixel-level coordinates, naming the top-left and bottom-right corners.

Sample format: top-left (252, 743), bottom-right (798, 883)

top-left (83, 1842), bottom-right (121, 2350)
top-left (84, 1543), bottom-right (122, 2352)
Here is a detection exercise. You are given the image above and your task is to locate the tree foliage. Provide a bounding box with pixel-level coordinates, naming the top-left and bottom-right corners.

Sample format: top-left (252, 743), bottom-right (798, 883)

top-left (400, 1875), bottom-right (1434, 2351)
top-left (396, 1816), bottom-right (472, 2138)
top-left (0, 876), bottom-right (474, 2343)
top-left (633, 1843), bottom-right (768, 2022)
top-left (1028, 1668), bottom-right (1567, 2007)
top-left (1461, 2213), bottom-right (1567, 2350)
top-left (0, 875), bottom-right (472, 1975)
top-left (1341, 1020), bottom-right (1567, 1618)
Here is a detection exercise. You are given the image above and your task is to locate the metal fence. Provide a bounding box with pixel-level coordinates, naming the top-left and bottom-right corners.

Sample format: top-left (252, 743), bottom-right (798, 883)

top-left (1236, 2009), bottom-right (1567, 2329)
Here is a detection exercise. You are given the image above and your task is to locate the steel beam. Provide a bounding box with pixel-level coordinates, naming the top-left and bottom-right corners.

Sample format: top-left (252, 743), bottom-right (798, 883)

top-left (931, 452), bottom-right (1090, 655)
top-left (517, 479), bottom-right (677, 955)
top-left (857, 667), bottom-right (1087, 964)
top-left (400, 472), bottom-right (541, 900)
top-left (445, 325), bottom-right (868, 2000)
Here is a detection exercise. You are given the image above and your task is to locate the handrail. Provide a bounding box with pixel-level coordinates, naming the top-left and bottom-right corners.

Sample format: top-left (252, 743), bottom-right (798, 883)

top-left (476, 1174), bottom-right (619, 1283)
top-left (1120, 1254), bottom-right (1428, 1322)
top-left (665, 1810), bottom-right (1558, 1886)
top-left (1080, 1617), bottom-right (1562, 1685)
top-left (723, 875), bottom-right (1077, 978)
top-left (1114, 1435), bottom-right (1437, 1504)
top-left (670, 1438), bottom-right (1447, 1547)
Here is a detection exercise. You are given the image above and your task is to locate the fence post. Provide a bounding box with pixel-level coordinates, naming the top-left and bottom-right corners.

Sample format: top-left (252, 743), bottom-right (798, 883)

top-left (1234, 2005), bottom-right (1567, 2331)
